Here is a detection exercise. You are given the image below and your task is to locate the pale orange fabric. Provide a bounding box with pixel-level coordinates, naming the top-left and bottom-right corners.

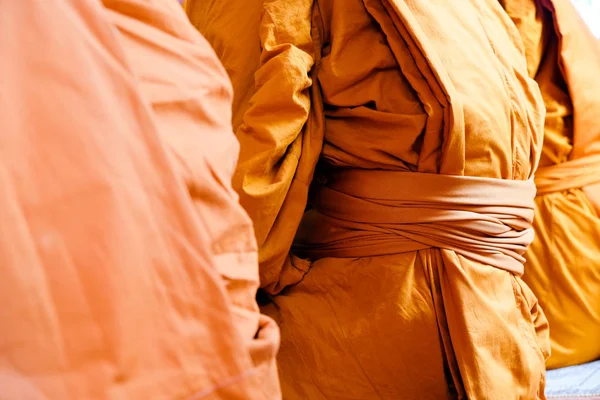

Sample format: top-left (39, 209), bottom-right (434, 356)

top-left (0, 0), bottom-right (272, 398)
top-left (104, 1), bottom-right (281, 396)
top-left (189, 0), bottom-right (550, 398)
top-left (502, 0), bottom-right (600, 369)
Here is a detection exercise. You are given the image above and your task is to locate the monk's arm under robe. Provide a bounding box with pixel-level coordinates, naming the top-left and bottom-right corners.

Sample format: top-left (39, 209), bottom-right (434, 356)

top-left (187, 0), bottom-right (323, 295)
top-left (103, 0), bottom-right (281, 396)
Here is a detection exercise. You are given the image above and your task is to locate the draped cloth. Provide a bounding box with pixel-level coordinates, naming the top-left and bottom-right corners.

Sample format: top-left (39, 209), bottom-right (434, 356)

top-left (297, 170), bottom-right (536, 275)
top-left (501, 0), bottom-right (600, 369)
top-left (0, 0), bottom-right (277, 398)
top-left (535, 155), bottom-right (600, 195)
top-left (104, 0), bottom-right (281, 396)
top-left (189, 0), bottom-right (550, 398)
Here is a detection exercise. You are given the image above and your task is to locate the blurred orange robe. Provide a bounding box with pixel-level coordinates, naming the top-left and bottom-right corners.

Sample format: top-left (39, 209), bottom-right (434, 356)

top-left (189, 0), bottom-right (550, 398)
top-left (0, 0), bottom-right (278, 398)
top-left (104, 1), bottom-right (281, 396)
top-left (501, 0), bottom-right (600, 369)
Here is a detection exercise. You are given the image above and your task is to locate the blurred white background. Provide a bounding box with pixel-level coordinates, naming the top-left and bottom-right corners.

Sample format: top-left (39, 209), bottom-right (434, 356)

top-left (571, 0), bottom-right (600, 37)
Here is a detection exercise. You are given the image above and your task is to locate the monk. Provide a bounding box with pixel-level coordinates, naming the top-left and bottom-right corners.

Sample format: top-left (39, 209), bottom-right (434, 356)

top-left (187, 0), bottom-right (551, 398)
top-left (0, 0), bottom-right (277, 398)
top-left (500, 0), bottom-right (600, 369)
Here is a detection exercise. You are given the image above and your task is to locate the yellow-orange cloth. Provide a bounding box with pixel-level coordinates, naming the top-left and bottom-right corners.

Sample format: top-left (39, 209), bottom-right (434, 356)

top-left (501, 0), bottom-right (600, 369)
top-left (296, 171), bottom-right (536, 275)
top-left (189, 0), bottom-right (550, 397)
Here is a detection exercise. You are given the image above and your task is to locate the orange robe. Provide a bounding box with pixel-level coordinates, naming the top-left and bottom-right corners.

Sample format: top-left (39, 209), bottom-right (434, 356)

top-left (0, 0), bottom-right (276, 398)
top-left (104, 1), bottom-right (281, 396)
top-left (189, 0), bottom-right (550, 398)
top-left (501, 0), bottom-right (600, 369)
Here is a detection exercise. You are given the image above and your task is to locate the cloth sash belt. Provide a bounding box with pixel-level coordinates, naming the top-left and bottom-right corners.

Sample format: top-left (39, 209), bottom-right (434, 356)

top-left (294, 169), bottom-right (537, 275)
top-left (535, 154), bottom-right (600, 195)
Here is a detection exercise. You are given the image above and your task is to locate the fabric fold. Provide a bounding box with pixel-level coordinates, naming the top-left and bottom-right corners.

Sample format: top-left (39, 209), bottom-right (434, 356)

top-left (501, 0), bottom-right (600, 369)
top-left (535, 155), bottom-right (600, 195)
top-left (105, 0), bottom-right (282, 396)
top-left (190, 0), bottom-right (550, 397)
top-left (0, 0), bottom-right (275, 398)
top-left (296, 171), bottom-right (536, 274)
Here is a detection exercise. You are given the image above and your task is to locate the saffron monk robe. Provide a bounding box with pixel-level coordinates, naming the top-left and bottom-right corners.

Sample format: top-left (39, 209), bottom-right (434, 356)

top-left (501, 0), bottom-right (600, 370)
top-left (0, 0), bottom-right (279, 398)
top-left (188, 0), bottom-right (551, 398)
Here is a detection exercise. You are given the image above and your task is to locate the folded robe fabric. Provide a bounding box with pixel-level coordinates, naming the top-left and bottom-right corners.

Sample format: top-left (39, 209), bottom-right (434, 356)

top-left (501, 0), bottom-right (600, 369)
top-left (0, 0), bottom-right (275, 398)
top-left (104, 1), bottom-right (281, 397)
top-left (189, 0), bottom-right (551, 398)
